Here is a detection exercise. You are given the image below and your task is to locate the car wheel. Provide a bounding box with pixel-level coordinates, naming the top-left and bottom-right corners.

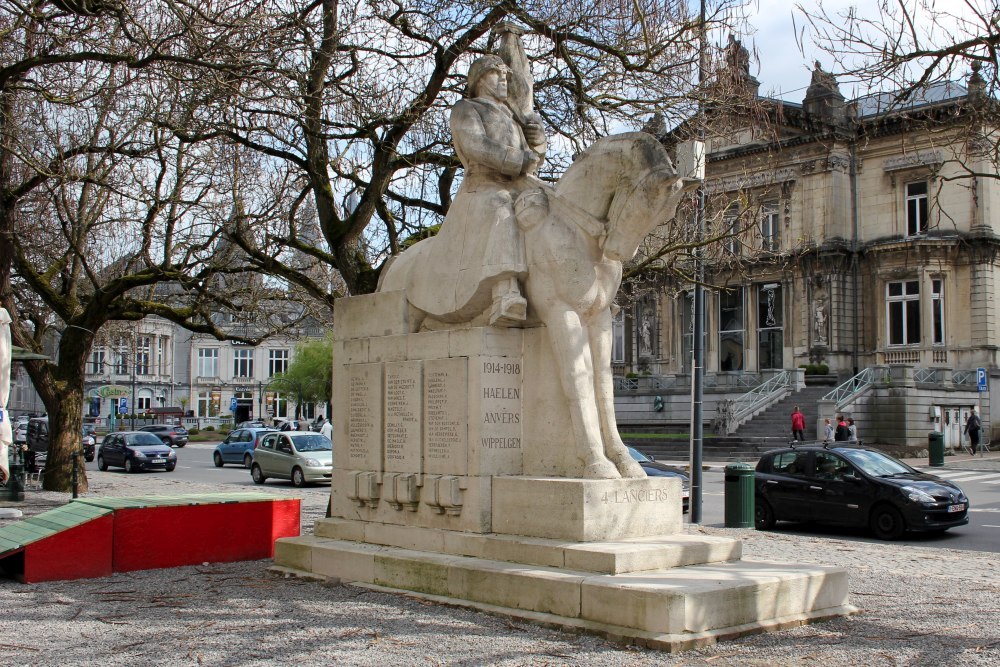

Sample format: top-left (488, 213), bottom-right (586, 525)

top-left (85, 454), bottom-right (95, 463)
top-left (124, 458), bottom-right (136, 474)
top-left (161, 437), bottom-right (171, 446)
top-left (97, 455), bottom-right (107, 471)
top-left (251, 463), bottom-right (266, 485)
top-left (755, 497), bottom-right (776, 531)
top-left (870, 504), bottom-right (906, 540)
top-left (213, 452), bottom-right (224, 468)
top-left (175, 442), bottom-right (185, 448)
top-left (291, 467), bottom-right (306, 488)
top-left (243, 453), bottom-right (253, 469)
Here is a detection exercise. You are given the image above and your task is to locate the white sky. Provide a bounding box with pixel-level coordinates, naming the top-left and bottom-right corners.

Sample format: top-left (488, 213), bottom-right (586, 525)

top-left (745, 0), bottom-right (861, 102)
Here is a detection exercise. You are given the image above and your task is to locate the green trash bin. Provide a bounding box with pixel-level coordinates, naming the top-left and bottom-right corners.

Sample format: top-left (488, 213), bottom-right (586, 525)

top-left (724, 462), bottom-right (755, 528)
top-left (928, 431), bottom-right (945, 467)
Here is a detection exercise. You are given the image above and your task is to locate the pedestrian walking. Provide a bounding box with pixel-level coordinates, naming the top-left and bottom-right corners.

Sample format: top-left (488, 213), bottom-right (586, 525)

top-left (823, 417), bottom-right (834, 444)
top-left (847, 417), bottom-right (858, 443)
top-left (964, 407), bottom-right (982, 455)
top-left (834, 415), bottom-right (850, 442)
top-left (791, 406), bottom-right (806, 441)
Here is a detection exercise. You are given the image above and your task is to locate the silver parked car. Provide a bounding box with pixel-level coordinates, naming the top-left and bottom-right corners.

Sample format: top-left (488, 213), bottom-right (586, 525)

top-left (250, 431), bottom-right (332, 487)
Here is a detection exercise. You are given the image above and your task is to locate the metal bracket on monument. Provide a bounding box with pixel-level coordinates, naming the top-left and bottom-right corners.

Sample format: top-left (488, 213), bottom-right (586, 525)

top-left (385, 473), bottom-right (420, 512)
top-left (424, 475), bottom-right (463, 516)
top-left (347, 471), bottom-right (381, 508)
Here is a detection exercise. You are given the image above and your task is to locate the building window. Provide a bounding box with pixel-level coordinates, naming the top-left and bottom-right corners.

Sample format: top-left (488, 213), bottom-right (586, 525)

top-left (136, 336), bottom-right (151, 375)
top-left (887, 280), bottom-right (920, 345)
top-left (931, 279), bottom-right (944, 345)
top-left (718, 287), bottom-right (744, 371)
top-left (114, 339), bottom-right (128, 374)
top-left (757, 283), bottom-right (783, 370)
top-left (612, 311), bottom-right (625, 363)
top-left (90, 348), bottom-right (105, 375)
top-left (906, 181), bottom-right (928, 236)
top-left (136, 393), bottom-right (152, 412)
top-left (197, 348), bottom-right (219, 378)
top-left (760, 201), bottom-right (780, 251)
top-left (157, 337), bottom-right (168, 375)
top-left (269, 348), bottom-right (289, 377)
top-left (273, 393), bottom-right (288, 419)
top-left (233, 348), bottom-right (254, 378)
top-left (723, 205), bottom-right (740, 255)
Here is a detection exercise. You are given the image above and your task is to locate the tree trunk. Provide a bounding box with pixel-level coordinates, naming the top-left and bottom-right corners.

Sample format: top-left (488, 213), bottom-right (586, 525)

top-left (44, 383), bottom-right (87, 493)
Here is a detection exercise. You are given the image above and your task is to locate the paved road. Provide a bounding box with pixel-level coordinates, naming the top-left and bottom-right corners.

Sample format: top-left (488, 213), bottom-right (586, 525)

top-left (85, 440), bottom-right (333, 498)
top-left (84, 441), bottom-right (1000, 552)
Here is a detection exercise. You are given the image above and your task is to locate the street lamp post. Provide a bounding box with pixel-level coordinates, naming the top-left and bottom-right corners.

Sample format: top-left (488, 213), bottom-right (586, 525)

top-left (130, 358), bottom-right (137, 430)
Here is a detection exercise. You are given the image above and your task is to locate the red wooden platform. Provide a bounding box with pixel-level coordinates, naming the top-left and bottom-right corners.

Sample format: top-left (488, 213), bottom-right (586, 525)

top-left (0, 493), bottom-right (300, 583)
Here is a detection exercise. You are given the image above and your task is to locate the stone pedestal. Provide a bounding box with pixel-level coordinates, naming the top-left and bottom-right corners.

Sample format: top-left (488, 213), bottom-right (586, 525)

top-left (275, 292), bottom-right (855, 651)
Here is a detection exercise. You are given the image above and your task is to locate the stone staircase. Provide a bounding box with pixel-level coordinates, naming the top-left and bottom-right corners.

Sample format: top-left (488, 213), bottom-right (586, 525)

top-left (622, 384), bottom-right (834, 463)
top-left (733, 384), bottom-right (832, 439)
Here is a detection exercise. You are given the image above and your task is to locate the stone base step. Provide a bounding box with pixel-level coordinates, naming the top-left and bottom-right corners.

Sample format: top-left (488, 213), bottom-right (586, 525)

top-left (273, 535), bottom-right (854, 650)
top-left (313, 517), bottom-right (742, 574)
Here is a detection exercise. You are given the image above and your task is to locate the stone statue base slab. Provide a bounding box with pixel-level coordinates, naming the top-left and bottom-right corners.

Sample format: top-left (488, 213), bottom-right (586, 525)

top-left (303, 289), bottom-right (856, 649)
top-left (491, 476), bottom-right (682, 541)
top-left (273, 525), bottom-right (854, 650)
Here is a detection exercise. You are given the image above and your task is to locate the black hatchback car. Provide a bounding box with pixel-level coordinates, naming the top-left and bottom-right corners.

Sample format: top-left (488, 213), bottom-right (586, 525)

top-left (754, 445), bottom-right (969, 540)
top-left (97, 431), bottom-right (177, 473)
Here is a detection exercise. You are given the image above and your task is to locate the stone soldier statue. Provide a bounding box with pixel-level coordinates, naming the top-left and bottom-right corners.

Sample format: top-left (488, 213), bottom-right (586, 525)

top-left (407, 29), bottom-right (546, 326)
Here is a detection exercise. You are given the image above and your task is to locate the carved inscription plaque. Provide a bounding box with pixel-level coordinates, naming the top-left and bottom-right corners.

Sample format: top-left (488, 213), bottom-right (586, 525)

top-left (423, 357), bottom-right (468, 475)
top-left (384, 361), bottom-right (422, 473)
top-left (477, 355), bottom-right (522, 472)
top-left (347, 363), bottom-right (382, 469)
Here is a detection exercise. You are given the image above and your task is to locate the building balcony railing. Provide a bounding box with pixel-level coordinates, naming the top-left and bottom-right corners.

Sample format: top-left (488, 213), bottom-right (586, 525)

top-left (880, 347), bottom-right (950, 366)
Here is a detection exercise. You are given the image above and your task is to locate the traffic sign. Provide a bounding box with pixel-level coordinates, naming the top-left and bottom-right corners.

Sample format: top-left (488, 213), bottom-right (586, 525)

top-left (977, 367), bottom-right (988, 392)
top-left (230, 396), bottom-right (238, 412)
top-left (118, 397), bottom-right (128, 414)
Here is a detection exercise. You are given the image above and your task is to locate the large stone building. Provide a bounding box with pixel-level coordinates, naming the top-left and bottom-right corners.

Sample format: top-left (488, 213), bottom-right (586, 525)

top-left (81, 315), bottom-right (329, 426)
top-left (615, 41), bottom-right (994, 450)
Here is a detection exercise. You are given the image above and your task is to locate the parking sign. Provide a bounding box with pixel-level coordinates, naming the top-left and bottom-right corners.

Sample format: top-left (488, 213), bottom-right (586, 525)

top-left (230, 396), bottom-right (238, 412)
top-left (118, 397), bottom-right (128, 414)
top-left (978, 367), bottom-right (988, 392)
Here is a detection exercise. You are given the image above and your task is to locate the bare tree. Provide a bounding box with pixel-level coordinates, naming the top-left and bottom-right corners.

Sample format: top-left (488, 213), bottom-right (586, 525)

top-left (0, 1), bottom-right (317, 492)
top-left (796, 0), bottom-right (1000, 186)
top-left (167, 0), bottom-right (754, 297)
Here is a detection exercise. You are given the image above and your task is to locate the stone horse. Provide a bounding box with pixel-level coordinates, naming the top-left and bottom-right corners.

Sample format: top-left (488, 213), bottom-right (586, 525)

top-left (380, 132), bottom-right (693, 479)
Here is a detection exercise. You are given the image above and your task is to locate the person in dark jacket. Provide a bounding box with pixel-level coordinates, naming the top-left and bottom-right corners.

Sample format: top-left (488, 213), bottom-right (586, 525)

top-left (834, 415), bottom-right (850, 442)
top-left (965, 408), bottom-right (982, 455)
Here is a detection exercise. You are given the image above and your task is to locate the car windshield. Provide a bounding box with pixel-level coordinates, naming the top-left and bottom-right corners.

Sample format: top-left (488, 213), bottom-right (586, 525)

top-left (290, 434), bottom-right (332, 452)
top-left (627, 446), bottom-right (652, 462)
top-left (126, 433), bottom-right (165, 447)
top-left (839, 449), bottom-right (913, 476)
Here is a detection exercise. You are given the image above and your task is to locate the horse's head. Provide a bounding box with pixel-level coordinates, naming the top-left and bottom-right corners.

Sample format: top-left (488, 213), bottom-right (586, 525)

top-left (553, 132), bottom-right (697, 262)
top-left (603, 170), bottom-right (690, 262)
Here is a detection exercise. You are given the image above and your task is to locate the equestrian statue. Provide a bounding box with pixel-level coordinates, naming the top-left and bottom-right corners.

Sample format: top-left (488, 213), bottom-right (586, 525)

top-left (379, 25), bottom-right (696, 479)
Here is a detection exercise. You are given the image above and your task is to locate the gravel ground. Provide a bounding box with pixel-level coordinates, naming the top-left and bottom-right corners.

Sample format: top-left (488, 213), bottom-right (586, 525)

top-left (1, 469), bottom-right (998, 666)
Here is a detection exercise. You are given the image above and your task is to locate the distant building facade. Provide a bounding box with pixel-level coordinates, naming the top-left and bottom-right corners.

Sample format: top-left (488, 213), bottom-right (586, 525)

top-left (615, 42), bottom-right (994, 448)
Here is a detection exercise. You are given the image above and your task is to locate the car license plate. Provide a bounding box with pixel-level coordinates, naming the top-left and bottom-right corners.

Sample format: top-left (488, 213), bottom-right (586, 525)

top-left (947, 503), bottom-right (965, 513)
top-left (152, 458), bottom-right (166, 464)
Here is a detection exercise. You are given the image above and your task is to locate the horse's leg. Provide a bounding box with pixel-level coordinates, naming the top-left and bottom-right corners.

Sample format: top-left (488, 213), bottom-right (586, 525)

top-left (588, 309), bottom-right (646, 478)
top-left (538, 304), bottom-right (620, 479)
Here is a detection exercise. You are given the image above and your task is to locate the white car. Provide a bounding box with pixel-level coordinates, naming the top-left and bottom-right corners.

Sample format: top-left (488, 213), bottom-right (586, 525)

top-left (250, 431), bottom-right (332, 487)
